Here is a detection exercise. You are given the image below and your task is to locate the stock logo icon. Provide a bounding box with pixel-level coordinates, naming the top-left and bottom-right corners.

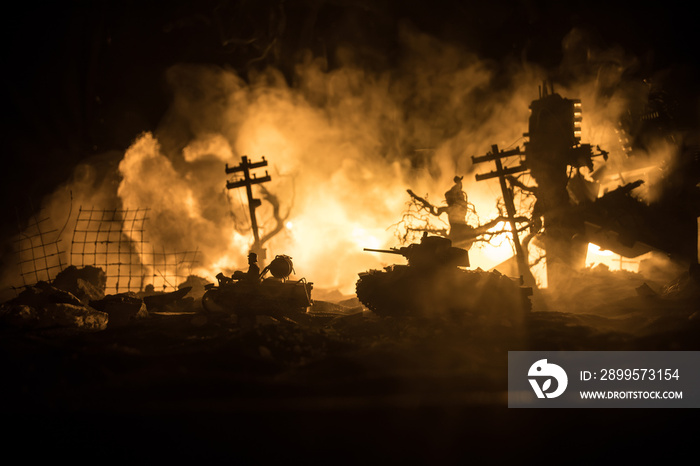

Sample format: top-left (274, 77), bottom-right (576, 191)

top-left (528, 359), bottom-right (568, 399)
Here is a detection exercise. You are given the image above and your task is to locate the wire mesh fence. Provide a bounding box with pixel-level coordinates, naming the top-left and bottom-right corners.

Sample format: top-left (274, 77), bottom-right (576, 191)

top-left (15, 214), bottom-right (66, 287)
top-left (70, 207), bottom-right (146, 293)
top-left (69, 207), bottom-right (199, 294)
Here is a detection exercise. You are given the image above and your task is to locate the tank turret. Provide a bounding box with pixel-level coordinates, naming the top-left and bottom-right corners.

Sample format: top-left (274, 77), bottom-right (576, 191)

top-left (364, 234), bottom-right (469, 269)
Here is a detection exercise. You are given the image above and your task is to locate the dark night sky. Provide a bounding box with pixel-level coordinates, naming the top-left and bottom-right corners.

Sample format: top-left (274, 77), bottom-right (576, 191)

top-left (3, 0), bottom-right (698, 235)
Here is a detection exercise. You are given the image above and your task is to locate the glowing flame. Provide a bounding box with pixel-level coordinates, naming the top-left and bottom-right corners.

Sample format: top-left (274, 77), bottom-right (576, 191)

top-left (11, 26), bottom-right (672, 298)
top-left (586, 243), bottom-right (640, 272)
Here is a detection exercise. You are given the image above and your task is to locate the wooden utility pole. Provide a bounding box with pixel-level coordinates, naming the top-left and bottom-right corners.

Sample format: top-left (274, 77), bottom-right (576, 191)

top-left (226, 156), bottom-right (271, 262)
top-left (472, 144), bottom-right (536, 287)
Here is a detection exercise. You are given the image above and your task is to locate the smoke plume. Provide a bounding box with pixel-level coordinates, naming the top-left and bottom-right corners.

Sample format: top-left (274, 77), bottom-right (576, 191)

top-left (4, 24), bottom-right (675, 297)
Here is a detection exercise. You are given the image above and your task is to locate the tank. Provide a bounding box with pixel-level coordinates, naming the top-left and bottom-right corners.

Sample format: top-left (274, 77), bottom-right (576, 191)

top-left (356, 234), bottom-right (532, 319)
top-left (202, 254), bottom-right (313, 325)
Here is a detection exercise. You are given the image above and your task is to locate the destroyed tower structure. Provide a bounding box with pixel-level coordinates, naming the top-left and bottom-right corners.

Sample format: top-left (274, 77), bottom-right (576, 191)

top-left (471, 82), bottom-right (607, 287)
top-left (485, 81), bottom-right (699, 287)
top-left (522, 82), bottom-right (608, 285)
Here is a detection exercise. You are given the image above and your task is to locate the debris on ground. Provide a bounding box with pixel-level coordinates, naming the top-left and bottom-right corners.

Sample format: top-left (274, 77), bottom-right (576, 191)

top-left (0, 281), bottom-right (108, 331)
top-left (141, 286), bottom-right (193, 312)
top-left (51, 265), bottom-right (107, 304)
top-left (89, 292), bottom-right (148, 328)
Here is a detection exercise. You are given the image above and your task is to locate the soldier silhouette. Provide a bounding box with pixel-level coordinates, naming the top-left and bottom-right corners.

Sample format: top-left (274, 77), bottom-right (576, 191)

top-left (232, 252), bottom-right (261, 283)
top-left (438, 175), bottom-right (471, 244)
top-left (445, 176), bottom-right (467, 206)
top-left (246, 252), bottom-right (261, 282)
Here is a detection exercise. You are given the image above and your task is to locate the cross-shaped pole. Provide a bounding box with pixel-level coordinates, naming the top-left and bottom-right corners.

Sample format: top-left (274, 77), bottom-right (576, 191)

top-left (225, 155), bottom-right (272, 261)
top-left (472, 144), bottom-right (536, 287)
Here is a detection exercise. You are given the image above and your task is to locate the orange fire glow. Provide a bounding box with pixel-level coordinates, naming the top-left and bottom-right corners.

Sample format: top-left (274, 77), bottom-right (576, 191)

top-left (9, 27), bottom-right (670, 298)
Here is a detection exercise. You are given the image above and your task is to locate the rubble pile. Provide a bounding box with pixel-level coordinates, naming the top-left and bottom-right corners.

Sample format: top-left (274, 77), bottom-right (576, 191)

top-left (0, 281), bottom-right (108, 331)
top-left (51, 265), bottom-right (107, 304)
top-left (176, 275), bottom-right (210, 300)
top-left (89, 292), bottom-right (149, 327)
top-left (139, 286), bottom-right (195, 313)
top-left (525, 263), bottom-right (700, 350)
top-left (545, 262), bottom-right (700, 315)
top-left (0, 267), bottom-right (198, 331)
top-left (658, 265), bottom-right (700, 301)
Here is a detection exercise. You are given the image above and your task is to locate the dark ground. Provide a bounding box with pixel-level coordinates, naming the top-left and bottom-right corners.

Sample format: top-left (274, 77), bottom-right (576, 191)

top-left (2, 268), bottom-right (698, 463)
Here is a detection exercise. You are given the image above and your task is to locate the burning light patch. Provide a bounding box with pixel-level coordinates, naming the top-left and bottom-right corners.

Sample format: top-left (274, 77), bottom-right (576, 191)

top-left (4, 26), bottom-right (672, 298)
top-left (587, 243), bottom-right (641, 273)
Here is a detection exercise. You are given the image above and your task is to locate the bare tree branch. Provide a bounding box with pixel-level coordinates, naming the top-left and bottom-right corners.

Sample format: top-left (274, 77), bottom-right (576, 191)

top-left (259, 184), bottom-right (291, 246)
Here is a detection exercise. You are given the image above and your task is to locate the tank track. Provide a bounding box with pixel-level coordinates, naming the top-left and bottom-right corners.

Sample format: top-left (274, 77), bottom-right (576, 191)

top-left (356, 271), bottom-right (397, 316)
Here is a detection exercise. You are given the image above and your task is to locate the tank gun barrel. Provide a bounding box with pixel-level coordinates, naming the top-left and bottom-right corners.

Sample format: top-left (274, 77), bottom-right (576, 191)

top-left (363, 248), bottom-right (403, 255)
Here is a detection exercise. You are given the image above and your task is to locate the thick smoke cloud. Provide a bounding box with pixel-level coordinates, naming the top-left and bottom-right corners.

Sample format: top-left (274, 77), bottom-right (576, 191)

top-left (3, 22), bottom-right (676, 297)
top-left (113, 24), bottom-right (551, 294)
